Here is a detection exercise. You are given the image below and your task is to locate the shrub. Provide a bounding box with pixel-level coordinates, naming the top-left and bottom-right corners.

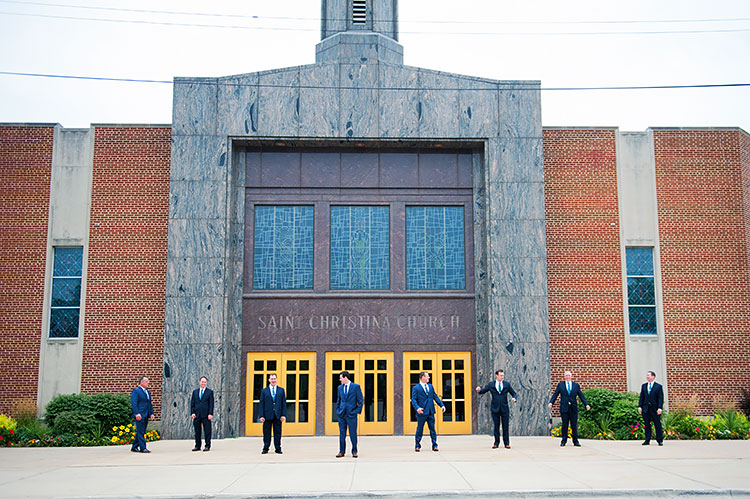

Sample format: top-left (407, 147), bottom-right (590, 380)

top-left (45, 393), bottom-right (131, 435)
top-left (739, 388), bottom-right (750, 417)
top-left (53, 411), bottom-right (100, 436)
top-left (0, 414), bottom-right (18, 432)
top-left (0, 414), bottom-right (17, 447)
top-left (712, 410), bottom-right (749, 439)
top-left (611, 396), bottom-right (641, 429)
top-left (581, 388), bottom-right (624, 424)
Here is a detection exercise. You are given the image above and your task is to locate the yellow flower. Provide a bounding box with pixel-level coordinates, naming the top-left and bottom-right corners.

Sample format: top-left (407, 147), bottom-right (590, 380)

top-left (118, 431), bottom-right (123, 436)
top-left (112, 426), bottom-right (118, 431)
top-left (119, 425), bottom-right (125, 430)
top-left (111, 436), bottom-right (118, 443)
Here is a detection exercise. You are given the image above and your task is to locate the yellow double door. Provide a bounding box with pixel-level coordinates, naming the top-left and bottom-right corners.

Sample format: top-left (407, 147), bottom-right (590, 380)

top-left (245, 351), bottom-right (471, 436)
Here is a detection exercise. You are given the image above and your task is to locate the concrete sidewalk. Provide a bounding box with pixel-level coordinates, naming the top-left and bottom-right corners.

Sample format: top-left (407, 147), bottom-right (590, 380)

top-left (1, 435), bottom-right (749, 498)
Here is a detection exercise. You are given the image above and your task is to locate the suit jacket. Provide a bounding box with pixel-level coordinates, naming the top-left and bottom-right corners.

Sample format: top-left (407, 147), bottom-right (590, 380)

top-left (336, 382), bottom-right (363, 418)
top-left (411, 383), bottom-right (445, 416)
top-left (259, 385), bottom-right (287, 420)
top-left (549, 381), bottom-right (589, 414)
top-left (130, 386), bottom-right (154, 419)
top-left (190, 387), bottom-right (215, 419)
top-left (478, 380), bottom-right (517, 414)
top-left (639, 382), bottom-right (664, 412)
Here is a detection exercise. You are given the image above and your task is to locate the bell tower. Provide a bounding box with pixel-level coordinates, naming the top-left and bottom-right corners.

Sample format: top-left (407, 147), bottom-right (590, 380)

top-left (316, 0), bottom-right (403, 64)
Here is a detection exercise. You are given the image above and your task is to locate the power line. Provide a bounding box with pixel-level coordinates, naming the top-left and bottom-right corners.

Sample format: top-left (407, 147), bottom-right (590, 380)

top-left (2, 71), bottom-right (748, 92)
top-left (2, 0), bottom-right (749, 26)
top-left (3, 10), bottom-right (750, 35)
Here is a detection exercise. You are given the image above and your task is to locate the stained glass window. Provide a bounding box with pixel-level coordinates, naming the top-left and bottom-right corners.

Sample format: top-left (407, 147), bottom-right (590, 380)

top-left (330, 206), bottom-right (389, 289)
top-left (50, 247), bottom-right (83, 338)
top-left (626, 247), bottom-right (656, 335)
top-left (253, 205), bottom-right (314, 290)
top-left (406, 206), bottom-right (465, 290)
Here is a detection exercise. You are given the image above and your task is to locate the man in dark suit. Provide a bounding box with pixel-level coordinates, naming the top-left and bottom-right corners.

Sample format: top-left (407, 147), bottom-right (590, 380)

top-left (130, 375), bottom-right (155, 453)
top-left (476, 368), bottom-right (518, 449)
top-left (548, 370), bottom-right (590, 447)
top-left (411, 371), bottom-right (445, 452)
top-left (336, 370), bottom-right (363, 458)
top-left (258, 373), bottom-right (286, 454)
top-left (638, 370), bottom-right (664, 446)
top-left (190, 375), bottom-right (214, 451)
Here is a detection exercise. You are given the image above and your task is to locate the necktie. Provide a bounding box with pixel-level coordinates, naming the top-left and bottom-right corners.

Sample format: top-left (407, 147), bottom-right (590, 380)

top-left (143, 387), bottom-right (150, 399)
top-left (200, 388), bottom-right (204, 399)
top-left (272, 387), bottom-right (276, 399)
top-left (567, 382), bottom-right (571, 394)
top-left (345, 384), bottom-right (348, 397)
top-left (499, 381), bottom-right (503, 392)
top-left (424, 384), bottom-right (429, 394)
top-left (648, 383), bottom-right (652, 394)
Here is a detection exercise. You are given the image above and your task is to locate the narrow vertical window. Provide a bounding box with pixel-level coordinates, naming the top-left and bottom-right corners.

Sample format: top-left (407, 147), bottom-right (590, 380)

top-left (253, 205), bottom-right (314, 290)
top-left (626, 247), bottom-right (657, 335)
top-left (352, 0), bottom-right (367, 25)
top-left (49, 247), bottom-right (83, 338)
top-left (330, 206), bottom-right (389, 290)
top-left (406, 206), bottom-right (465, 290)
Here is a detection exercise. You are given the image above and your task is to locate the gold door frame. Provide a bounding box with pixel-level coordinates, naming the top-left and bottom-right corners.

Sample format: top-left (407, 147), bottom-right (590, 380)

top-left (324, 352), bottom-right (394, 435)
top-left (245, 352), bottom-right (316, 436)
top-left (402, 351), bottom-right (472, 435)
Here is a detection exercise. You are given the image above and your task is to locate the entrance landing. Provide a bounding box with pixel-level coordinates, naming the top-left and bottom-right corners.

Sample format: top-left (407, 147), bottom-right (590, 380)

top-left (1, 435), bottom-right (749, 497)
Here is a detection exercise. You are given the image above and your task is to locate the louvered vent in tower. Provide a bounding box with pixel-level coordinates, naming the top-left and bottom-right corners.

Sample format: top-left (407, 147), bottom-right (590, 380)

top-left (352, 0), bottom-right (367, 25)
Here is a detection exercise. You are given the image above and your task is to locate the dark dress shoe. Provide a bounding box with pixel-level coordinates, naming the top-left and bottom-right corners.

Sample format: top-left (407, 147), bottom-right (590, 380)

top-left (573, 442), bottom-right (581, 447)
top-left (658, 442), bottom-right (663, 446)
top-left (560, 442), bottom-right (566, 446)
top-left (415, 447), bottom-right (420, 452)
top-left (492, 444), bottom-right (498, 449)
top-left (432, 447), bottom-right (439, 452)
top-left (131, 448), bottom-right (140, 453)
top-left (192, 447), bottom-right (201, 452)
top-left (274, 449), bottom-right (282, 454)
top-left (140, 449), bottom-right (151, 453)
top-left (336, 453), bottom-right (344, 458)
top-left (262, 449), bottom-right (269, 454)
top-left (203, 447), bottom-right (210, 452)
top-left (505, 445), bottom-right (511, 449)
top-left (352, 453), bottom-right (358, 458)
top-left (642, 441), bottom-right (650, 446)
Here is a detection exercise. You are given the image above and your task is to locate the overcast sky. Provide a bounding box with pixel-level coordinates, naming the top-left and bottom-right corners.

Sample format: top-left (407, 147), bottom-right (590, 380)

top-left (1, 0), bottom-right (748, 131)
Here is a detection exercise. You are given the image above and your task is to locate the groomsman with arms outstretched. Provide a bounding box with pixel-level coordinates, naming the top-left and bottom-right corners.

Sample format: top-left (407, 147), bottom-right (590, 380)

top-left (548, 370), bottom-right (590, 447)
top-left (476, 369), bottom-right (518, 449)
top-left (638, 370), bottom-right (664, 446)
top-left (411, 371), bottom-right (445, 452)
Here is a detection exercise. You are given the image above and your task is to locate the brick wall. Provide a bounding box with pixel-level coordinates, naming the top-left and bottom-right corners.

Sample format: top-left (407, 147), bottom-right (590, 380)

top-left (81, 126), bottom-right (170, 418)
top-left (0, 125), bottom-right (54, 414)
top-left (543, 129), bottom-right (627, 404)
top-left (654, 129), bottom-right (750, 415)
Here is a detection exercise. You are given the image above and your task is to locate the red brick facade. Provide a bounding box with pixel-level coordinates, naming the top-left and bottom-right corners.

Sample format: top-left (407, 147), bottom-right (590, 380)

top-left (543, 129), bottom-right (628, 400)
top-left (2, 125), bottom-right (749, 420)
top-left (0, 125), bottom-right (54, 415)
top-left (80, 126), bottom-right (171, 417)
top-left (654, 130), bottom-right (750, 414)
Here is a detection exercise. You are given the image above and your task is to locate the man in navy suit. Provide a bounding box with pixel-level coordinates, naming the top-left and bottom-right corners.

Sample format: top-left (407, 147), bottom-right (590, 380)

top-left (336, 370), bottom-right (363, 458)
top-left (638, 370), bottom-right (664, 446)
top-left (258, 373), bottom-right (286, 454)
top-left (548, 370), bottom-right (590, 447)
top-left (411, 371), bottom-right (445, 452)
top-left (190, 375), bottom-right (214, 452)
top-left (476, 368), bottom-right (518, 449)
top-left (130, 375), bottom-right (155, 453)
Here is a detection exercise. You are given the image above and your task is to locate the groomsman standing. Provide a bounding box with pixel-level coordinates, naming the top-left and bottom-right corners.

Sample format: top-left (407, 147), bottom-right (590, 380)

top-left (638, 370), bottom-right (664, 446)
top-left (476, 369), bottom-right (518, 449)
top-left (548, 370), bottom-right (590, 447)
top-left (336, 371), bottom-right (363, 458)
top-left (259, 373), bottom-right (286, 454)
top-left (411, 371), bottom-right (445, 452)
top-left (190, 376), bottom-right (214, 451)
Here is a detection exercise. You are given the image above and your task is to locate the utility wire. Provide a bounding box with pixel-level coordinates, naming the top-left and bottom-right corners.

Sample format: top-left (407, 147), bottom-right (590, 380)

top-left (1, 0), bottom-right (749, 26)
top-left (3, 10), bottom-right (750, 35)
top-left (1, 71), bottom-right (748, 92)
